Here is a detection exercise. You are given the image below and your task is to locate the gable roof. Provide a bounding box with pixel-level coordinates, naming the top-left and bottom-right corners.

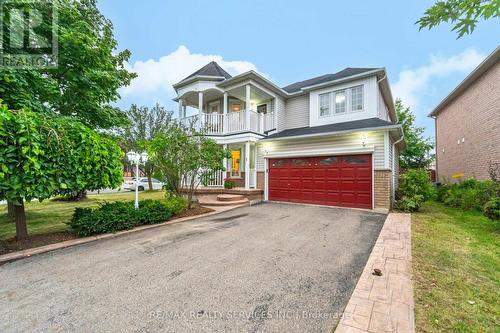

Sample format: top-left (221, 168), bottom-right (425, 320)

top-left (176, 61), bottom-right (232, 86)
top-left (429, 46), bottom-right (500, 117)
top-left (282, 68), bottom-right (379, 93)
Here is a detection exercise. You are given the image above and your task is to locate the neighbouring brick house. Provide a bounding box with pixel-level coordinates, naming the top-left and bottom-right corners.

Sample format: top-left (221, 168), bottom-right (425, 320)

top-left (429, 46), bottom-right (500, 182)
top-left (175, 62), bottom-right (405, 210)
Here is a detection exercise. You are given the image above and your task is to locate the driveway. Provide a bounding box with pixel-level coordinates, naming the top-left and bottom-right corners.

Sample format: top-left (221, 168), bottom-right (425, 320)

top-left (0, 203), bottom-right (386, 333)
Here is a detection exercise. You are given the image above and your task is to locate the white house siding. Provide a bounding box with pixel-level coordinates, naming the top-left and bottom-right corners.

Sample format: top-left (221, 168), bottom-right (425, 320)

top-left (284, 95), bottom-right (309, 130)
top-left (256, 130), bottom-right (386, 171)
top-left (378, 91), bottom-right (390, 121)
top-left (275, 96), bottom-right (286, 132)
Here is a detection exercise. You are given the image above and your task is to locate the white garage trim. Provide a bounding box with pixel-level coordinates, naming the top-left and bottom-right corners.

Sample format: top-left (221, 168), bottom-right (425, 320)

top-left (263, 146), bottom-right (375, 159)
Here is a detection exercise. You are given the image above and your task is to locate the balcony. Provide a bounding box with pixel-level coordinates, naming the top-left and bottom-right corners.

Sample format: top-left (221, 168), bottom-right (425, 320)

top-left (180, 111), bottom-right (275, 135)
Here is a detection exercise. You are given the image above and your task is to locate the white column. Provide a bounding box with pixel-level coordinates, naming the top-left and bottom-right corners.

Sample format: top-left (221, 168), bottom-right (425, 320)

top-left (244, 141), bottom-right (250, 189)
top-left (178, 98), bottom-right (184, 119)
top-left (223, 144), bottom-right (228, 180)
top-left (198, 91), bottom-right (203, 115)
top-left (253, 142), bottom-right (258, 188)
top-left (223, 92), bottom-right (228, 133)
top-left (245, 84), bottom-right (251, 130)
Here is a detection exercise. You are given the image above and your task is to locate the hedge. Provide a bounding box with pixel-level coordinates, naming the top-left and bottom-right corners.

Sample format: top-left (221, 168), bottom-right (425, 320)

top-left (68, 198), bottom-right (186, 236)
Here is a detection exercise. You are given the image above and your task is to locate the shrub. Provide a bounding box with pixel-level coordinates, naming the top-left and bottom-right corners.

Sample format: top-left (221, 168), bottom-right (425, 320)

top-left (399, 169), bottom-right (435, 200)
top-left (483, 197), bottom-right (500, 221)
top-left (163, 195), bottom-right (187, 215)
top-left (224, 178), bottom-right (237, 189)
top-left (395, 195), bottom-right (425, 212)
top-left (440, 179), bottom-right (499, 211)
top-left (396, 169), bottom-right (434, 212)
top-left (68, 199), bottom-right (172, 236)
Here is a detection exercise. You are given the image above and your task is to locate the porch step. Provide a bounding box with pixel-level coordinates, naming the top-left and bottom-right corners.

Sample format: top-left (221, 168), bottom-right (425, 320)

top-left (198, 195), bottom-right (249, 207)
top-left (216, 194), bottom-right (246, 202)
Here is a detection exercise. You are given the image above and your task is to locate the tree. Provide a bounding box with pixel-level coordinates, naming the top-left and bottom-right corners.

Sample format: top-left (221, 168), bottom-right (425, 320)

top-left (395, 99), bottom-right (434, 169)
top-left (149, 123), bottom-right (229, 208)
top-left (417, 0), bottom-right (500, 38)
top-left (0, 0), bottom-right (136, 129)
top-left (0, 102), bottom-right (123, 240)
top-left (119, 104), bottom-right (173, 190)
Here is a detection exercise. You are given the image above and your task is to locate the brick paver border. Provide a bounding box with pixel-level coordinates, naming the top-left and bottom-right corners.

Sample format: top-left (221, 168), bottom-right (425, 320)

top-left (335, 213), bottom-right (415, 333)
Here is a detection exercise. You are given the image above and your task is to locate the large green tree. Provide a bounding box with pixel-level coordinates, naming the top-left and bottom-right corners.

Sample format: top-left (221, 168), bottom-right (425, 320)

top-left (149, 123), bottom-right (229, 208)
top-left (119, 104), bottom-right (173, 190)
top-left (0, 0), bottom-right (136, 129)
top-left (417, 0), bottom-right (500, 38)
top-left (0, 102), bottom-right (123, 240)
top-left (396, 99), bottom-right (434, 169)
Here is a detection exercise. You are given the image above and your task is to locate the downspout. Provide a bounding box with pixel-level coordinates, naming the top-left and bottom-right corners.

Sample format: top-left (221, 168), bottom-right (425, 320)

top-left (392, 134), bottom-right (404, 201)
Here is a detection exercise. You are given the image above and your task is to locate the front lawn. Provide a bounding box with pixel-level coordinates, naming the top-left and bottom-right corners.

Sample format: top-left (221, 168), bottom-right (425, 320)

top-left (0, 191), bottom-right (165, 241)
top-left (412, 201), bottom-right (500, 332)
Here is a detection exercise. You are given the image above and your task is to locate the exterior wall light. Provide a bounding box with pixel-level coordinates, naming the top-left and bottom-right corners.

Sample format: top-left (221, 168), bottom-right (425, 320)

top-left (361, 134), bottom-right (368, 147)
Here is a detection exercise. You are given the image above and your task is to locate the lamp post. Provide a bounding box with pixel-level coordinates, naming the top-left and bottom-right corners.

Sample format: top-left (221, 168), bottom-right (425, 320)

top-left (126, 151), bottom-right (149, 209)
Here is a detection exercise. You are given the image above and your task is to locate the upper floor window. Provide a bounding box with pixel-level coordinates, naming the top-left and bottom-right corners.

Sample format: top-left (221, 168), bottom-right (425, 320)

top-left (351, 85), bottom-right (363, 111)
top-left (335, 90), bottom-right (346, 114)
top-left (318, 85), bottom-right (364, 117)
top-left (319, 93), bottom-right (330, 117)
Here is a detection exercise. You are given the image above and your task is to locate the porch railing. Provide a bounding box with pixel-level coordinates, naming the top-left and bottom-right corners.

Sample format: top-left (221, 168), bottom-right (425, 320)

top-left (180, 111), bottom-right (275, 135)
top-left (202, 169), bottom-right (225, 187)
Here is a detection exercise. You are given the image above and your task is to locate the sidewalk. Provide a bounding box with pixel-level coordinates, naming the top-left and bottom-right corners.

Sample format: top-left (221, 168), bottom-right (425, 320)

top-left (335, 213), bottom-right (415, 333)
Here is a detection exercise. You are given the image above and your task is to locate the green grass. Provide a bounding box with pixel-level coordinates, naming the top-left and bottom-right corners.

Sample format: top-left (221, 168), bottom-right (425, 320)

top-left (0, 191), bottom-right (165, 240)
top-left (412, 201), bottom-right (500, 332)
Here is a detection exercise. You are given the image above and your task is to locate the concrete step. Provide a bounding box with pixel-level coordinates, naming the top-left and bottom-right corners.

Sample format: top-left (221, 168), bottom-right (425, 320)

top-left (217, 194), bottom-right (246, 202)
top-left (198, 196), bottom-right (249, 207)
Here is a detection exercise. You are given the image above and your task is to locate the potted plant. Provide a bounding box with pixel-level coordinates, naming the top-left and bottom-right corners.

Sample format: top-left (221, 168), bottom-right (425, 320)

top-left (224, 178), bottom-right (237, 189)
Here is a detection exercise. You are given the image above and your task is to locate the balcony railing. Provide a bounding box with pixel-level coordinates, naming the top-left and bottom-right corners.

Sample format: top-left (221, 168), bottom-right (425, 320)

top-left (180, 111), bottom-right (275, 135)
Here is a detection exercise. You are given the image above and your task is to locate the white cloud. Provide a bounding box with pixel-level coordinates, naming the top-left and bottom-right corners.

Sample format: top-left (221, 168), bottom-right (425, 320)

top-left (392, 48), bottom-right (486, 111)
top-left (121, 45), bottom-right (259, 97)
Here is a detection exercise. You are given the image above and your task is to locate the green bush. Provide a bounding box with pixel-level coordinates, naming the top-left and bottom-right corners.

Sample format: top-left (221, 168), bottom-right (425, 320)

top-left (439, 179), bottom-right (499, 211)
top-left (224, 178), bottom-right (237, 189)
top-left (396, 169), bottom-right (434, 212)
top-left (68, 199), bottom-right (172, 236)
top-left (483, 197), bottom-right (500, 221)
top-left (399, 169), bottom-right (435, 200)
top-left (163, 195), bottom-right (187, 215)
top-left (395, 194), bottom-right (425, 212)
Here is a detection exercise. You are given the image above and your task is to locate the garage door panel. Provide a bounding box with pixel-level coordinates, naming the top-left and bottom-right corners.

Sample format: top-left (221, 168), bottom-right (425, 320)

top-left (268, 154), bottom-right (372, 209)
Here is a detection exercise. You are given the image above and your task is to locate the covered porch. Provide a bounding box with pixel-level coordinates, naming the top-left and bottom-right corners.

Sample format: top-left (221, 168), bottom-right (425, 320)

top-left (177, 83), bottom-right (276, 135)
top-left (202, 140), bottom-right (260, 190)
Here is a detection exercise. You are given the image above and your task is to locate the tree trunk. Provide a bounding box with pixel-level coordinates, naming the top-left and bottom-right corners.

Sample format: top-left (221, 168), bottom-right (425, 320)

top-left (7, 201), bottom-right (15, 222)
top-left (147, 175), bottom-right (153, 191)
top-left (14, 200), bottom-right (28, 240)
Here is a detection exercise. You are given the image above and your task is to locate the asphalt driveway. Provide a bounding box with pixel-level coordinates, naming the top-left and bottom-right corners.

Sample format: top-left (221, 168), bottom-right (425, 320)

top-left (0, 203), bottom-right (386, 333)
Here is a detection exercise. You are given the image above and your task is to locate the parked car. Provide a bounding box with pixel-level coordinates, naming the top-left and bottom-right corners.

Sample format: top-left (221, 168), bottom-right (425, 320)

top-left (123, 178), bottom-right (164, 191)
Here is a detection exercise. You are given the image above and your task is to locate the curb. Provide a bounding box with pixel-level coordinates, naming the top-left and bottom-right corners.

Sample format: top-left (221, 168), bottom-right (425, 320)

top-left (0, 204), bottom-right (246, 265)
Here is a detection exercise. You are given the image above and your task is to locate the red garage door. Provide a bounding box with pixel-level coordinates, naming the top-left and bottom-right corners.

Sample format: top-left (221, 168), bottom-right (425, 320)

top-left (268, 154), bottom-right (372, 209)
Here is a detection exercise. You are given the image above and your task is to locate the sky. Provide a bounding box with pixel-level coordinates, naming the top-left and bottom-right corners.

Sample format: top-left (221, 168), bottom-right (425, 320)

top-left (98, 0), bottom-right (499, 139)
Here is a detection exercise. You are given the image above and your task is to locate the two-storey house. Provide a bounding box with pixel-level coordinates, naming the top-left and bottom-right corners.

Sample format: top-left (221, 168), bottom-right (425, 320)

top-left (174, 62), bottom-right (404, 210)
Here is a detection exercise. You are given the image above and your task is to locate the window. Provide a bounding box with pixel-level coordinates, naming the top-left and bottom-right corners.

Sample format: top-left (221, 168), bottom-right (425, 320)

top-left (232, 103), bottom-right (241, 112)
top-left (210, 103), bottom-right (219, 113)
top-left (318, 157), bottom-right (338, 165)
top-left (292, 159), bottom-right (309, 166)
top-left (334, 90), bottom-right (346, 114)
top-left (231, 149), bottom-right (241, 177)
top-left (351, 85), bottom-right (363, 111)
top-left (344, 156), bottom-right (369, 165)
top-left (272, 159), bottom-right (288, 167)
top-left (257, 104), bottom-right (267, 114)
top-left (319, 93), bottom-right (330, 117)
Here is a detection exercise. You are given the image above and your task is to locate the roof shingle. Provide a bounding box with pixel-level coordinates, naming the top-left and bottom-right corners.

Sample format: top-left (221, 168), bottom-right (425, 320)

top-left (180, 61), bottom-right (232, 83)
top-left (282, 68), bottom-right (378, 93)
top-left (263, 118), bottom-right (397, 140)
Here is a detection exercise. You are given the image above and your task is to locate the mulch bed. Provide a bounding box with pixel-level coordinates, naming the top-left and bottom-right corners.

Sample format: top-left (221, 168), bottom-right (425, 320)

top-left (0, 207), bottom-right (215, 256)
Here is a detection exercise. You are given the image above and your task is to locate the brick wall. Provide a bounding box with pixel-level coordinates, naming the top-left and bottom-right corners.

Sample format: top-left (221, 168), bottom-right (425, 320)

top-left (374, 170), bottom-right (391, 210)
top-left (435, 61), bottom-right (500, 182)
